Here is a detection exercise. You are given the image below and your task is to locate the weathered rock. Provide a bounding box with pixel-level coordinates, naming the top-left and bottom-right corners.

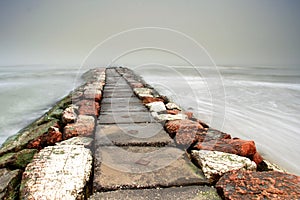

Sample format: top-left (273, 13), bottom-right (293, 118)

top-left (56, 136), bottom-right (93, 148)
top-left (167, 109), bottom-right (180, 115)
top-left (194, 138), bottom-right (262, 165)
top-left (165, 119), bottom-right (204, 143)
top-left (0, 119), bottom-right (58, 156)
top-left (27, 125), bottom-right (63, 149)
top-left (216, 170), bottom-right (300, 199)
top-left (20, 145), bottom-right (93, 200)
top-left (133, 88), bottom-right (153, 98)
top-left (146, 101), bottom-right (166, 112)
top-left (142, 96), bottom-right (164, 104)
top-left (130, 82), bottom-right (144, 88)
top-left (151, 112), bottom-right (187, 121)
top-left (0, 168), bottom-right (22, 200)
top-left (90, 186), bottom-right (221, 200)
top-left (93, 147), bottom-right (209, 191)
top-left (184, 111), bottom-right (194, 119)
top-left (84, 89), bottom-right (102, 102)
top-left (195, 129), bottom-right (231, 143)
top-left (166, 102), bottom-right (181, 110)
top-left (0, 149), bottom-right (37, 169)
top-left (62, 105), bottom-right (78, 124)
top-left (191, 150), bottom-right (256, 183)
top-left (77, 99), bottom-right (100, 116)
top-left (64, 115), bottom-right (95, 139)
top-left (257, 159), bottom-right (287, 172)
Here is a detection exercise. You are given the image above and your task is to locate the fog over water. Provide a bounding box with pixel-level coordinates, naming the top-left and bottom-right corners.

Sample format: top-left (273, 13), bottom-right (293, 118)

top-left (0, 1), bottom-right (299, 174)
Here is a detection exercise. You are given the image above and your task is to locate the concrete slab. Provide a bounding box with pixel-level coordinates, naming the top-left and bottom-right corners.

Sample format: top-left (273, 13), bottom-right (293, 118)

top-left (95, 123), bottom-right (174, 147)
top-left (93, 146), bottom-right (208, 192)
top-left (101, 97), bottom-right (140, 104)
top-left (98, 111), bottom-right (155, 124)
top-left (100, 102), bottom-right (148, 112)
top-left (89, 186), bottom-right (221, 200)
top-left (103, 91), bottom-right (135, 98)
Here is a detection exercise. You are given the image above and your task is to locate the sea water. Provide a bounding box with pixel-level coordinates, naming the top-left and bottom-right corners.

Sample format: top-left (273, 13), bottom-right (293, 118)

top-left (0, 65), bottom-right (299, 175)
top-left (135, 65), bottom-right (300, 175)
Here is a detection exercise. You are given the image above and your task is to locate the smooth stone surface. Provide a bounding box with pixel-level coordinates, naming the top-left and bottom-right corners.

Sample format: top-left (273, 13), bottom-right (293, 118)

top-left (100, 102), bottom-right (148, 112)
top-left (103, 91), bottom-right (135, 98)
top-left (93, 146), bottom-right (208, 192)
top-left (98, 112), bottom-right (155, 124)
top-left (89, 186), bottom-right (221, 200)
top-left (191, 150), bottom-right (256, 182)
top-left (20, 145), bottom-right (92, 200)
top-left (101, 97), bottom-right (140, 104)
top-left (95, 123), bottom-right (174, 147)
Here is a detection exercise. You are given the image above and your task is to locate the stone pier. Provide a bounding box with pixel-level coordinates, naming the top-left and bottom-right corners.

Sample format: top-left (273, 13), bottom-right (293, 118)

top-left (0, 67), bottom-right (299, 199)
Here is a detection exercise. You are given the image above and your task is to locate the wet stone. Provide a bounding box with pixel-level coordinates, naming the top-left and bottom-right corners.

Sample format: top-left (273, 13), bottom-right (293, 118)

top-left (20, 145), bottom-right (93, 200)
top-left (98, 111), bottom-right (156, 124)
top-left (0, 168), bottom-right (22, 200)
top-left (95, 123), bottom-right (174, 147)
top-left (93, 146), bottom-right (208, 192)
top-left (100, 102), bottom-right (148, 112)
top-left (89, 186), bottom-right (221, 200)
top-left (103, 91), bottom-right (135, 98)
top-left (101, 97), bottom-right (141, 104)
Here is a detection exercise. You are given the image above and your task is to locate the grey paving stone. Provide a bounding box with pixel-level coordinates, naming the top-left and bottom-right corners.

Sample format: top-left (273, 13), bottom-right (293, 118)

top-left (101, 97), bottom-right (140, 104)
top-left (89, 186), bottom-right (221, 200)
top-left (100, 102), bottom-right (148, 112)
top-left (93, 146), bottom-right (208, 192)
top-left (98, 111), bottom-right (156, 124)
top-left (95, 123), bottom-right (174, 147)
top-left (103, 91), bottom-right (135, 98)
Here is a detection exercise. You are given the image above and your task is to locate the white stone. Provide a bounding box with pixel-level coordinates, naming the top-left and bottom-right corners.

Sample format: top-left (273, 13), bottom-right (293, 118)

top-left (62, 106), bottom-right (78, 124)
top-left (20, 145), bottom-right (93, 200)
top-left (56, 137), bottom-right (93, 148)
top-left (262, 160), bottom-right (287, 172)
top-left (166, 103), bottom-right (181, 111)
top-left (151, 112), bottom-right (187, 121)
top-left (191, 150), bottom-right (256, 182)
top-left (133, 88), bottom-right (152, 98)
top-left (146, 102), bottom-right (166, 112)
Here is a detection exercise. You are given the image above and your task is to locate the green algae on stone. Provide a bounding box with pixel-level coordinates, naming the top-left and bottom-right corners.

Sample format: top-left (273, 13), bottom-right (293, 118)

top-left (0, 168), bottom-right (22, 200)
top-left (0, 120), bottom-right (58, 156)
top-left (0, 149), bottom-right (37, 169)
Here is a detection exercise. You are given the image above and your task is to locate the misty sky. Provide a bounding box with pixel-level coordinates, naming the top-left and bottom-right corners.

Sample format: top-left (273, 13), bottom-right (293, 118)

top-left (0, 0), bottom-right (299, 66)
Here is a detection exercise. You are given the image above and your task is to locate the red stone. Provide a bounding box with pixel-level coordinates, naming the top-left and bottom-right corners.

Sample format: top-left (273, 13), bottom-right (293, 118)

top-left (165, 119), bottom-right (204, 145)
top-left (142, 97), bottom-right (164, 104)
top-left (194, 138), bottom-right (261, 163)
top-left (253, 152), bottom-right (264, 165)
top-left (27, 125), bottom-right (62, 149)
top-left (184, 111), bottom-right (193, 119)
top-left (130, 83), bottom-right (144, 88)
top-left (195, 129), bottom-right (231, 143)
top-left (77, 100), bottom-right (100, 117)
top-left (84, 90), bottom-right (102, 102)
top-left (166, 109), bottom-right (180, 115)
top-left (216, 170), bottom-right (300, 199)
top-left (63, 115), bottom-right (95, 139)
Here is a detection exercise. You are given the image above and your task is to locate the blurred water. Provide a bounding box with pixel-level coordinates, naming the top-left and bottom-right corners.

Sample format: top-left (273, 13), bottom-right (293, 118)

top-left (0, 65), bottom-right (84, 145)
top-left (0, 65), bottom-right (299, 175)
top-left (135, 65), bottom-right (300, 175)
